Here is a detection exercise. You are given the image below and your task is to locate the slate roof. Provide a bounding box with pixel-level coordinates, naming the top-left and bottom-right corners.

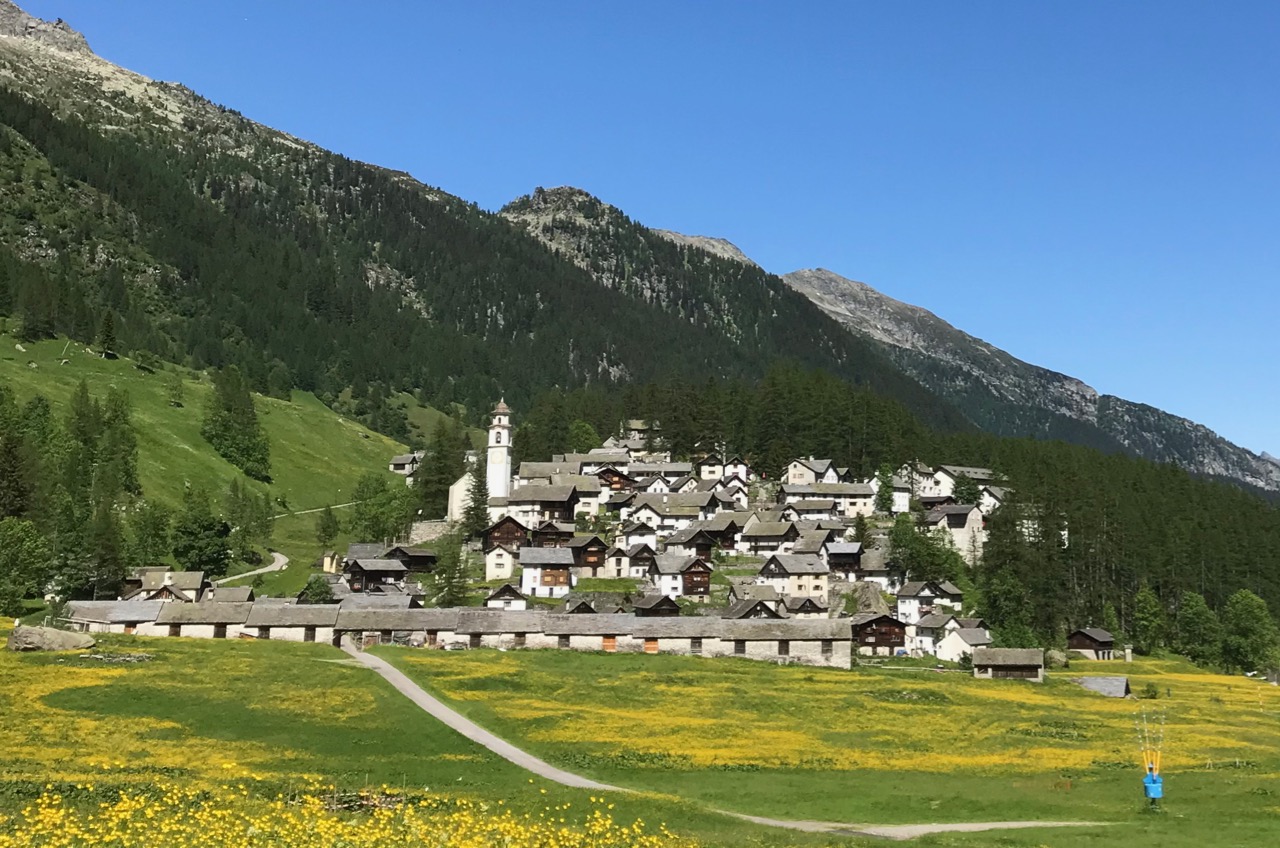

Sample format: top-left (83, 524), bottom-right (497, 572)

top-left (1074, 676), bottom-right (1131, 698)
top-left (973, 647), bottom-right (1045, 667)
top-left (626, 543), bottom-right (656, 558)
top-left (630, 617), bottom-right (719, 638)
top-left (508, 485), bottom-right (577, 503)
top-left (66, 600), bottom-right (164, 624)
top-left (335, 608), bottom-right (457, 631)
top-left (925, 505), bottom-right (981, 524)
top-left (791, 499), bottom-right (837, 510)
top-left (952, 628), bottom-right (992, 647)
top-left (827, 542), bottom-right (863, 556)
top-left (722, 599), bottom-right (783, 619)
top-left (914, 613), bottom-right (955, 629)
top-left (346, 543), bottom-right (387, 561)
top-left (137, 571), bottom-right (207, 592)
top-left (245, 604), bottom-right (339, 627)
top-left (349, 558), bottom-right (408, 573)
top-left (848, 612), bottom-right (904, 627)
top-left (721, 618), bottom-right (848, 640)
top-left (202, 586), bottom-right (254, 603)
top-left (631, 595), bottom-right (678, 611)
top-left (730, 584), bottom-right (780, 603)
top-left (650, 554), bottom-right (708, 575)
top-left (742, 521), bottom-right (796, 539)
top-left (518, 547), bottom-right (575, 566)
top-left (763, 554), bottom-right (829, 575)
top-left (543, 614), bottom-right (636, 636)
top-left (782, 596), bottom-right (828, 613)
top-left (155, 602), bottom-right (253, 625)
top-left (1072, 627), bottom-right (1115, 643)
top-left (664, 526), bottom-right (717, 545)
top-left (938, 465), bottom-right (996, 481)
top-left (485, 584), bottom-right (525, 602)
top-left (631, 462), bottom-right (694, 477)
top-left (337, 594), bottom-right (417, 609)
top-left (898, 580), bottom-right (963, 598)
top-left (565, 535), bottom-right (607, 549)
top-left (518, 461), bottom-right (583, 479)
top-left (453, 609), bottom-right (549, 634)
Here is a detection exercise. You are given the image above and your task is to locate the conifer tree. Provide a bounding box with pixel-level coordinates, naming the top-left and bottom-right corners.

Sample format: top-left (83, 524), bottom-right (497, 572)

top-left (127, 501), bottom-right (171, 568)
top-left (463, 457), bottom-right (489, 539)
top-left (1221, 589), bottom-right (1280, 672)
top-left (952, 473), bottom-right (981, 505)
top-left (171, 486), bottom-right (231, 577)
top-left (874, 465), bottom-right (895, 514)
top-left (97, 310), bottom-right (117, 356)
top-left (202, 366), bottom-right (271, 481)
top-left (315, 504), bottom-right (340, 548)
top-left (1174, 591), bottom-right (1222, 667)
top-left (1131, 586), bottom-right (1166, 654)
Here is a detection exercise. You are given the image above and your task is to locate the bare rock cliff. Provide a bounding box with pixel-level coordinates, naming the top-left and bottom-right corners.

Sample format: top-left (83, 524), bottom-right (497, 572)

top-left (0, 0), bottom-right (90, 53)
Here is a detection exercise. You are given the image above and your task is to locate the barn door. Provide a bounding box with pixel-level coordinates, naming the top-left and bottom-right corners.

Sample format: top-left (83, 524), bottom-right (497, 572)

top-left (644, 638), bottom-right (658, 654)
top-left (603, 635), bottom-right (617, 653)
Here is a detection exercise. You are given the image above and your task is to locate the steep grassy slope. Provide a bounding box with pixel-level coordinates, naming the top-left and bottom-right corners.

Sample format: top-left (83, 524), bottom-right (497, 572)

top-left (0, 330), bottom-right (403, 578)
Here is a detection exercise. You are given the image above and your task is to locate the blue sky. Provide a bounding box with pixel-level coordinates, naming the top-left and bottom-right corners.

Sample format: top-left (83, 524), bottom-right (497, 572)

top-left (28, 1), bottom-right (1280, 453)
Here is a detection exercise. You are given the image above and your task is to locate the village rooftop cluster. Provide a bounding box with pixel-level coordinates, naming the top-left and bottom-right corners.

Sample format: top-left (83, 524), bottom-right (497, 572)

top-left (62, 405), bottom-right (1124, 682)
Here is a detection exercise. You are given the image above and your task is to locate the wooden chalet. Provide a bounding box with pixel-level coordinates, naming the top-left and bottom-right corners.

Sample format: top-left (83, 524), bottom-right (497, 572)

top-left (566, 534), bottom-right (609, 577)
top-left (826, 542), bottom-right (864, 579)
top-left (722, 598), bottom-right (783, 619)
top-left (973, 647), bottom-right (1045, 682)
top-left (384, 545), bottom-right (438, 574)
top-left (632, 595), bottom-right (681, 617)
top-left (596, 466), bottom-right (636, 492)
top-left (483, 516), bottom-right (530, 552)
top-left (1067, 628), bottom-right (1116, 660)
top-left (849, 612), bottom-right (906, 656)
top-left (343, 558), bottom-right (408, 593)
top-left (531, 521), bottom-right (576, 548)
top-left (663, 526), bottom-right (719, 560)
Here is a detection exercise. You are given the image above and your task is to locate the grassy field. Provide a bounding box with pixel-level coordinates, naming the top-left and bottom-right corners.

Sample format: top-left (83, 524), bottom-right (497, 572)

top-left (0, 333), bottom-right (405, 589)
top-left (375, 648), bottom-right (1280, 847)
top-left (0, 631), bottom-right (848, 847)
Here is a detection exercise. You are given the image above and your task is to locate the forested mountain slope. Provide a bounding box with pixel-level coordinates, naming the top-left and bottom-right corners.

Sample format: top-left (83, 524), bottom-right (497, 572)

top-left (784, 268), bottom-right (1280, 492)
top-left (0, 1), bottom-right (967, 434)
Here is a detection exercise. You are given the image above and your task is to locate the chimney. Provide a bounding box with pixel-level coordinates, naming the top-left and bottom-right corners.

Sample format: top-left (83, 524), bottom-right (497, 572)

top-left (163, 572), bottom-right (173, 586)
top-left (1124, 644), bottom-right (1134, 663)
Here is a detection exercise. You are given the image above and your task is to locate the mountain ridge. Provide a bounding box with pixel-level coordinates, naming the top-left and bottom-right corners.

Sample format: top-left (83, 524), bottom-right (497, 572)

top-left (781, 267), bottom-right (1280, 491)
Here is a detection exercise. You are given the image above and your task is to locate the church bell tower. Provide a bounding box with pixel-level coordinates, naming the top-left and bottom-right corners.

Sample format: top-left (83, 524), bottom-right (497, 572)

top-left (487, 399), bottom-right (512, 500)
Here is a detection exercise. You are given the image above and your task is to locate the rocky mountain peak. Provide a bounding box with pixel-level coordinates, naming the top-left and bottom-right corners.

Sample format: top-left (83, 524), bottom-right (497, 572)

top-left (651, 229), bottom-right (758, 267)
top-left (0, 0), bottom-right (91, 54)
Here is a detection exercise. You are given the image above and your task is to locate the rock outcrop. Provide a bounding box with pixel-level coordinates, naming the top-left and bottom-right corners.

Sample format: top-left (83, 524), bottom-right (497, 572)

top-left (0, 0), bottom-right (90, 54)
top-left (6, 625), bottom-right (96, 652)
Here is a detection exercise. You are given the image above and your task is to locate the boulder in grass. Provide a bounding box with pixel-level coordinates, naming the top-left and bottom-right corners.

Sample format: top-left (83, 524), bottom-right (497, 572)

top-left (5, 625), bottom-right (95, 652)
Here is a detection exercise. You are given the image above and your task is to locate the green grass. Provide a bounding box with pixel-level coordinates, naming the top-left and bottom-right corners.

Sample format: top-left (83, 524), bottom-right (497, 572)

top-left (0, 634), bottom-right (851, 847)
top-left (374, 648), bottom-right (1280, 848)
top-left (574, 578), bottom-right (644, 593)
top-left (0, 334), bottom-right (405, 592)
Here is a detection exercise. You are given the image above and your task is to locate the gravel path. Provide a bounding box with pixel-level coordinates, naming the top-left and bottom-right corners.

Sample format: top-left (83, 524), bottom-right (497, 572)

top-left (343, 641), bottom-right (1110, 840)
top-left (215, 551), bottom-right (289, 585)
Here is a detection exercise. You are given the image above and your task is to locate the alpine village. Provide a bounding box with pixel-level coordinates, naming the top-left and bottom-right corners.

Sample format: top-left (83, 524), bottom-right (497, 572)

top-left (1, 4), bottom-right (1279, 848)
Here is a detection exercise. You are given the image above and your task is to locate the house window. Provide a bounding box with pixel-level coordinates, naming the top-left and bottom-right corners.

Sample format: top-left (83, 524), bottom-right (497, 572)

top-left (304, 627), bottom-right (316, 643)
top-left (778, 640), bottom-right (790, 657)
top-left (691, 637), bottom-right (703, 655)
top-left (213, 624), bottom-right (227, 639)
top-left (734, 640), bottom-right (746, 655)
top-left (168, 624), bottom-right (181, 638)
top-left (558, 635), bottom-right (570, 649)
top-left (821, 640), bottom-right (833, 659)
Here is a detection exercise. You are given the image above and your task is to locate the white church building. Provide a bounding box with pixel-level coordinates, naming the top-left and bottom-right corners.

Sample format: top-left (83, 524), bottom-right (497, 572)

top-left (447, 400), bottom-right (513, 522)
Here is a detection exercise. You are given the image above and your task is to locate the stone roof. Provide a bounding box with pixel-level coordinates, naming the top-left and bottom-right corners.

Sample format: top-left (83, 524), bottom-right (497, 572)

top-left (66, 600), bottom-right (164, 624)
top-left (155, 602), bottom-right (253, 625)
top-left (518, 547), bottom-right (575, 566)
top-left (763, 554), bottom-right (828, 575)
top-left (973, 647), bottom-right (1045, 667)
top-left (137, 570), bottom-right (207, 592)
top-left (245, 604), bottom-right (339, 627)
top-left (953, 628), bottom-right (992, 647)
top-left (508, 484), bottom-right (577, 503)
top-left (453, 609), bottom-right (549, 634)
top-left (791, 499), bottom-right (836, 510)
top-left (742, 521), bottom-right (796, 539)
top-left (650, 554), bottom-right (707, 575)
top-left (201, 586), bottom-right (254, 603)
top-left (335, 608), bottom-right (457, 631)
top-left (925, 505), bottom-right (980, 524)
top-left (915, 613), bottom-right (955, 629)
top-left (1072, 627), bottom-right (1115, 644)
top-left (349, 558), bottom-right (408, 573)
top-left (827, 542), bottom-right (863, 555)
top-left (485, 583), bottom-right (525, 601)
top-left (898, 580), bottom-right (963, 598)
top-left (1074, 676), bottom-right (1131, 698)
top-left (721, 618), bottom-right (848, 641)
top-left (543, 613), bottom-right (636, 636)
top-left (722, 599), bottom-right (783, 619)
top-left (938, 465), bottom-right (996, 481)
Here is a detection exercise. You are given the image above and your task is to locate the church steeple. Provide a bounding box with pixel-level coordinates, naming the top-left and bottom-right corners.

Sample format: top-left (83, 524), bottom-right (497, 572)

top-left (487, 398), bottom-right (512, 499)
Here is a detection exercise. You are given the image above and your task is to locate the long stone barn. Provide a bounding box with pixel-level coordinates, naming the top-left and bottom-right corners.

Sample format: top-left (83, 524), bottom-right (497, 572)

top-left (66, 601), bottom-right (860, 668)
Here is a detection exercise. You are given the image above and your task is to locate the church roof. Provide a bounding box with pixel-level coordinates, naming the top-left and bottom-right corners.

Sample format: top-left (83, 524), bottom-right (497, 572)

top-left (492, 398), bottom-right (511, 415)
